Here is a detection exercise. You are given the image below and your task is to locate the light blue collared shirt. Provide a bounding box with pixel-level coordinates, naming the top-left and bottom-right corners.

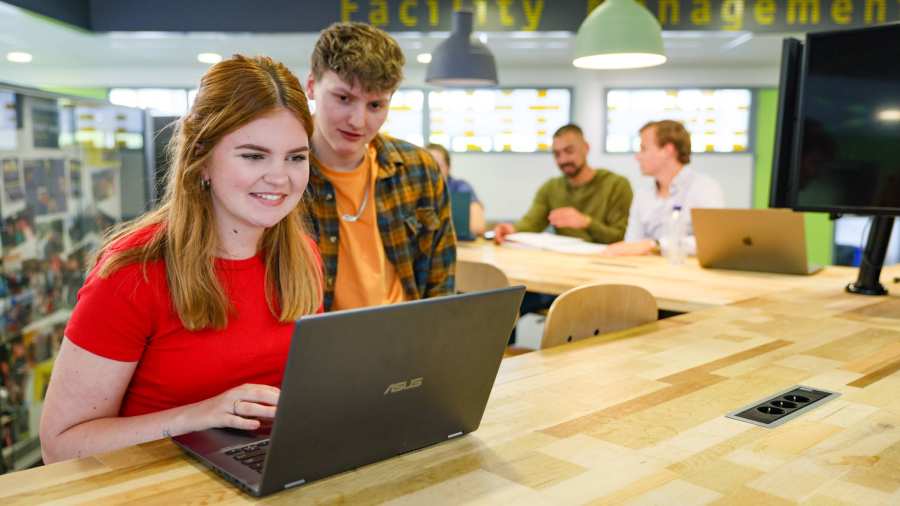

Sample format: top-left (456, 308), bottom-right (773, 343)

top-left (624, 167), bottom-right (725, 255)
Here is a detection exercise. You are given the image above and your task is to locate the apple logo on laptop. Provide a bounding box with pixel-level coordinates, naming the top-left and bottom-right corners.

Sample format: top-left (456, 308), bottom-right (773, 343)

top-left (742, 236), bottom-right (753, 246)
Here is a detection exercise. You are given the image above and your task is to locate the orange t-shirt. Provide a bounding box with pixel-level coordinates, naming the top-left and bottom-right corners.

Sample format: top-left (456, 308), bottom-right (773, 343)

top-left (320, 146), bottom-right (405, 310)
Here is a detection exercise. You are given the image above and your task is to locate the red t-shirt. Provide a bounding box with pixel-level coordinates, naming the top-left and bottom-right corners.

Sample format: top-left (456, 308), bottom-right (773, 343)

top-left (64, 226), bottom-right (323, 417)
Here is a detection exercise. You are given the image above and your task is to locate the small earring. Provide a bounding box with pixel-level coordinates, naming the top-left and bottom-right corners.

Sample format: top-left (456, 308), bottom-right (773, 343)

top-left (201, 178), bottom-right (211, 191)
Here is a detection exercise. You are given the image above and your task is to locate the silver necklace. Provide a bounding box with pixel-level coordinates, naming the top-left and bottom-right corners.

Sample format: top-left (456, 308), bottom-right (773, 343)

top-left (341, 186), bottom-right (369, 222)
top-left (329, 149), bottom-right (371, 222)
top-left (341, 154), bottom-right (372, 223)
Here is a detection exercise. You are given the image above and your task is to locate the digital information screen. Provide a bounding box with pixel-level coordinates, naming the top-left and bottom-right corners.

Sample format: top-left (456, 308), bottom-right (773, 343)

top-left (428, 88), bottom-right (571, 153)
top-left (606, 88), bottom-right (752, 154)
top-left (380, 89), bottom-right (425, 148)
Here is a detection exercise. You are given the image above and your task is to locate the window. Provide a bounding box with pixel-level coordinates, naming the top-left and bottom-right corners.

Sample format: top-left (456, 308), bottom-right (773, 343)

top-left (72, 106), bottom-right (144, 149)
top-left (606, 88), bottom-right (752, 154)
top-left (0, 91), bottom-right (17, 150)
top-left (109, 88), bottom-right (189, 117)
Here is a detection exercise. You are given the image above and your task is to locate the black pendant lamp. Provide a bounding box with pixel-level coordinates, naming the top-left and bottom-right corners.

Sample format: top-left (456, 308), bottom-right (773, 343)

top-left (425, 10), bottom-right (498, 87)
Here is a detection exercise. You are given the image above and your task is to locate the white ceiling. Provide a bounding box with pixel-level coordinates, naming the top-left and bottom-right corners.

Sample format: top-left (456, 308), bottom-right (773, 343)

top-left (0, 3), bottom-right (793, 86)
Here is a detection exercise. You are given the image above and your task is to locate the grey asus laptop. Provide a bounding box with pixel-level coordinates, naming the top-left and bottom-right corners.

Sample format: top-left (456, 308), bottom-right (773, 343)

top-left (173, 286), bottom-right (525, 497)
top-left (450, 191), bottom-right (474, 241)
top-left (693, 208), bottom-right (822, 275)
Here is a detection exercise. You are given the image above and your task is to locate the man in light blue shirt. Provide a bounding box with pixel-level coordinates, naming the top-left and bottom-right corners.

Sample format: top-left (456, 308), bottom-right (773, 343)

top-left (605, 120), bottom-right (724, 256)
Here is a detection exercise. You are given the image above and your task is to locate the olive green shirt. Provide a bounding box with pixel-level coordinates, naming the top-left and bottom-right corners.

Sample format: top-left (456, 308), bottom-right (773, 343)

top-left (515, 169), bottom-right (633, 244)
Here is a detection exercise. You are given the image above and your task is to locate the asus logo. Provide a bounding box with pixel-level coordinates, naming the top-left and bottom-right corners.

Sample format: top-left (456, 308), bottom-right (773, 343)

top-left (384, 377), bottom-right (423, 395)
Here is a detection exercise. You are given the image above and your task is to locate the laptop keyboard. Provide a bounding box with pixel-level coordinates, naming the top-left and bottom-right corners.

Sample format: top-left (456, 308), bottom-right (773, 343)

top-left (225, 439), bottom-right (270, 473)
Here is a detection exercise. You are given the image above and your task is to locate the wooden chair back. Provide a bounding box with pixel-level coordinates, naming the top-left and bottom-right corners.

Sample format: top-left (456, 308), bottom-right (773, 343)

top-left (540, 284), bottom-right (657, 349)
top-left (456, 260), bottom-right (510, 293)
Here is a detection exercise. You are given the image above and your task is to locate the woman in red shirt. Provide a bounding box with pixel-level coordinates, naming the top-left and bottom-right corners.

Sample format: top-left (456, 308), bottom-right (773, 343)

top-left (39, 55), bottom-right (324, 463)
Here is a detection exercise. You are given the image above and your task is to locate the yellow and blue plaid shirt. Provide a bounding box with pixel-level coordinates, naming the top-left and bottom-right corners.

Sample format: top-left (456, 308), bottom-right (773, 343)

top-left (305, 134), bottom-right (456, 311)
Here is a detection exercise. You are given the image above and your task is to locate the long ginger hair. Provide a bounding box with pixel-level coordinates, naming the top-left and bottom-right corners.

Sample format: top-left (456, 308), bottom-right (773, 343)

top-left (94, 55), bottom-right (323, 329)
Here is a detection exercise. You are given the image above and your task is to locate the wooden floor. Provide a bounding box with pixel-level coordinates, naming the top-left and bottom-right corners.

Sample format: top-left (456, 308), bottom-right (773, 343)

top-left (2, 269), bottom-right (899, 504)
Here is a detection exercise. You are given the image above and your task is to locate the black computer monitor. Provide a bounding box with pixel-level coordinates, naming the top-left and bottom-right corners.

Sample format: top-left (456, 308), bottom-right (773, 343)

top-left (791, 23), bottom-right (900, 215)
top-left (772, 23), bottom-right (900, 295)
top-left (769, 38), bottom-right (804, 209)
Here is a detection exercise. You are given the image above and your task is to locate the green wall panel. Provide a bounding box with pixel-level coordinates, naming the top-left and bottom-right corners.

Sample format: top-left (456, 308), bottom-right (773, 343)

top-left (40, 86), bottom-right (108, 100)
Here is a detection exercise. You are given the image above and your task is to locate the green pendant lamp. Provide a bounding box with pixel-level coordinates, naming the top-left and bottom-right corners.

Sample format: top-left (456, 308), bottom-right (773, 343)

top-left (573, 0), bottom-right (667, 69)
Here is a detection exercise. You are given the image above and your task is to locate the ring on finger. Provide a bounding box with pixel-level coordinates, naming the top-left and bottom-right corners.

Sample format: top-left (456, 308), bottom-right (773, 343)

top-left (232, 399), bottom-right (240, 416)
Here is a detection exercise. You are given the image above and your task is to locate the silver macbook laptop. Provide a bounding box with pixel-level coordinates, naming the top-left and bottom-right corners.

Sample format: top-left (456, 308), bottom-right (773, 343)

top-left (693, 208), bottom-right (822, 275)
top-left (173, 286), bottom-right (525, 497)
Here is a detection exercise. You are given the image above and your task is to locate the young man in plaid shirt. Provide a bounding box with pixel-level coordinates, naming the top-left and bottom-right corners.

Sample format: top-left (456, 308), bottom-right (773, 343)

top-left (305, 22), bottom-right (456, 311)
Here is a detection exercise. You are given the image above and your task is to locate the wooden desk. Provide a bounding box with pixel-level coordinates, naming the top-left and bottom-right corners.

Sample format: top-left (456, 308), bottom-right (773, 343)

top-left (3, 278), bottom-right (900, 504)
top-left (458, 242), bottom-right (870, 313)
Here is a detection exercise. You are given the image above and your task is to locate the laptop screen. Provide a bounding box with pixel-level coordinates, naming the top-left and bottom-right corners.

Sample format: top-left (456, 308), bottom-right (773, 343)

top-left (450, 191), bottom-right (473, 241)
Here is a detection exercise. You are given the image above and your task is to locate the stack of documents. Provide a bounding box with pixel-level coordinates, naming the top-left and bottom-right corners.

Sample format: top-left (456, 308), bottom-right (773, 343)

top-left (504, 232), bottom-right (606, 255)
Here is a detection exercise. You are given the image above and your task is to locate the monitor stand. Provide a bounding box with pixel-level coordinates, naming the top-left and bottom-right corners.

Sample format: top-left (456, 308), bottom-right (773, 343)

top-left (846, 215), bottom-right (894, 296)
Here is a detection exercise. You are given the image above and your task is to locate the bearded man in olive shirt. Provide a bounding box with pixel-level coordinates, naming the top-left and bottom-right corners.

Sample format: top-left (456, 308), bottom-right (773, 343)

top-left (494, 124), bottom-right (632, 346)
top-left (494, 124), bottom-right (632, 244)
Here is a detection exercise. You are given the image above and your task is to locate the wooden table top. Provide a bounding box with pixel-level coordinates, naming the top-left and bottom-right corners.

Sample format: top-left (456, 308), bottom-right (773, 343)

top-left (457, 242), bottom-right (875, 313)
top-left (3, 271), bottom-right (900, 504)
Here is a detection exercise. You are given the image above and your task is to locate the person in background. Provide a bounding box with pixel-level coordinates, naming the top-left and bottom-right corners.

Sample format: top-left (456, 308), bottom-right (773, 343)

top-left (40, 55), bottom-right (324, 463)
top-left (305, 22), bottom-right (455, 311)
top-left (426, 143), bottom-right (486, 238)
top-left (492, 124), bottom-right (632, 344)
top-left (604, 120), bottom-right (724, 256)
top-left (492, 123), bottom-right (632, 244)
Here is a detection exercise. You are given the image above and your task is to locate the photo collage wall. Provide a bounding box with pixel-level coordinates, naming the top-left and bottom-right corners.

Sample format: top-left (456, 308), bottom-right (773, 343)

top-left (0, 88), bottom-right (142, 472)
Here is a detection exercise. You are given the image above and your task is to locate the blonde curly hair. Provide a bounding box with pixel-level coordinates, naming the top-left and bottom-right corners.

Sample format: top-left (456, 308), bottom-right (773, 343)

top-left (311, 22), bottom-right (405, 92)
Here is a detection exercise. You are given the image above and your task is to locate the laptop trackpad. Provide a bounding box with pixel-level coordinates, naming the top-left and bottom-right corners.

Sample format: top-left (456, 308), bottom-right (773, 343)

top-left (174, 422), bottom-right (272, 456)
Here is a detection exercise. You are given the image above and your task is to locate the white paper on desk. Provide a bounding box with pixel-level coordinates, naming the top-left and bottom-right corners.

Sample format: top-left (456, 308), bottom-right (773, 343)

top-left (504, 232), bottom-right (606, 255)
